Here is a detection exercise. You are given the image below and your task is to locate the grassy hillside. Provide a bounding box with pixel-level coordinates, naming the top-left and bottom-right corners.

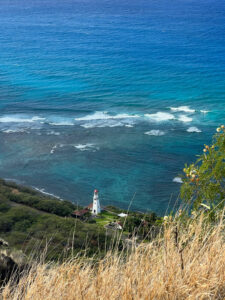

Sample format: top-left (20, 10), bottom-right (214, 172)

top-left (0, 179), bottom-right (161, 261)
top-left (0, 179), bottom-right (107, 261)
top-left (2, 212), bottom-right (225, 299)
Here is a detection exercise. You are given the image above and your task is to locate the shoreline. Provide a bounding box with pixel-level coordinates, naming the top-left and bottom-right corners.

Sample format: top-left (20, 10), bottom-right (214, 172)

top-left (3, 178), bottom-right (159, 215)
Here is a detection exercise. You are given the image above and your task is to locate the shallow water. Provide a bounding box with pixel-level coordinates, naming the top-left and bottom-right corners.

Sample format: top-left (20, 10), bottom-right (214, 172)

top-left (0, 0), bottom-right (225, 214)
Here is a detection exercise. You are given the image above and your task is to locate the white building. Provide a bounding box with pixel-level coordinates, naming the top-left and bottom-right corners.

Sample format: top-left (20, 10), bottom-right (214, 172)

top-left (92, 189), bottom-right (101, 215)
top-left (118, 213), bottom-right (128, 218)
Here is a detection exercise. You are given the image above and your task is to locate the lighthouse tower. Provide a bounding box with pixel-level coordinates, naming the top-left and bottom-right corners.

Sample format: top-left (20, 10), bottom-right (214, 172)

top-left (92, 189), bottom-right (101, 215)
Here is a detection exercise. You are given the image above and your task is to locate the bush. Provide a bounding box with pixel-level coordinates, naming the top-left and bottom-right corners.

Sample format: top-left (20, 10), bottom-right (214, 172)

top-left (0, 202), bottom-right (11, 213)
top-left (0, 179), bottom-right (77, 218)
top-left (8, 194), bottom-right (23, 203)
top-left (0, 217), bottom-right (13, 232)
top-left (87, 219), bottom-right (96, 224)
top-left (14, 220), bottom-right (33, 232)
top-left (35, 200), bottom-right (72, 216)
top-left (181, 125), bottom-right (225, 211)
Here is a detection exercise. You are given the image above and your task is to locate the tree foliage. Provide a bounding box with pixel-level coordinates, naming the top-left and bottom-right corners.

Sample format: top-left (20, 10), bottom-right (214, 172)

top-left (0, 180), bottom-right (76, 217)
top-left (181, 125), bottom-right (225, 211)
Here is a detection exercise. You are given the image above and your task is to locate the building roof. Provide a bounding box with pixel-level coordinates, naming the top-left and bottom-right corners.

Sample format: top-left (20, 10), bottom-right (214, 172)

top-left (72, 209), bottom-right (89, 217)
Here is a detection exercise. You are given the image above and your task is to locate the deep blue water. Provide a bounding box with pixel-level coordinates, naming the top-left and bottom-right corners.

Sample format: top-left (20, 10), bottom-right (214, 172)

top-left (0, 0), bottom-right (225, 214)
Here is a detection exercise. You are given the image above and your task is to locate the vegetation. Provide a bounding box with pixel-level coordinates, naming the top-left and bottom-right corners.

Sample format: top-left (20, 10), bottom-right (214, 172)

top-left (0, 179), bottom-right (163, 261)
top-left (2, 212), bottom-right (225, 299)
top-left (1, 127), bottom-right (225, 298)
top-left (0, 180), bottom-right (77, 217)
top-left (101, 206), bottom-right (161, 235)
top-left (104, 205), bottom-right (127, 214)
top-left (120, 211), bottom-right (159, 237)
top-left (181, 125), bottom-right (225, 212)
top-left (95, 211), bottom-right (119, 226)
top-left (0, 180), bottom-right (107, 261)
top-left (0, 180), bottom-right (160, 261)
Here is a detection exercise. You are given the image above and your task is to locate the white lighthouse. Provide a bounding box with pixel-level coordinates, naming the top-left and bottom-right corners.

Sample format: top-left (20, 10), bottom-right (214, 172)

top-left (92, 189), bottom-right (101, 215)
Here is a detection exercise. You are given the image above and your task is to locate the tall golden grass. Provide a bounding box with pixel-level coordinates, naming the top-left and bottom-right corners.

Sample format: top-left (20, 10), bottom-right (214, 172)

top-left (2, 212), bottom-right (225, 300)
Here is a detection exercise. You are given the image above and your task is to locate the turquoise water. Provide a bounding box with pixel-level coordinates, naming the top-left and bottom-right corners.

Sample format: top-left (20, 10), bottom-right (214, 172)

top-left (0, 0), bottom-right (225, 214)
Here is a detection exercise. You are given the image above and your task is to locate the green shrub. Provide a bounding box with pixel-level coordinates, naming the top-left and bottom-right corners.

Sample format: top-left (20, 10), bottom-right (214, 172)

top-left (181, 126), bottom-right (225, 211)
top-left (14, 219), bottom-right (34, 232)
top-left (87, 219), bottom-right (96, 224)
top-left (0, 202), bottom-right (11, 213)
top-left (0, 217), bottom-right (13, 232)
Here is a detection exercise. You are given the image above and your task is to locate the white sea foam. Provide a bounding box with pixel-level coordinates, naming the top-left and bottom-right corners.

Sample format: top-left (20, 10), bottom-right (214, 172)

top-left (0, 115), bottom-right (43, 123)
top-left (145, 112), bottom-right (175, 122)
top-left (49, 121), bottom-right (74, 126)
top-left (81, 121), bottom-right (124, 128)
top-left (144, 130), bottom-right (165, 136)
top-left (81, 123), bottom-right (95, 129)
top-left (173, 177), bottom-right (183, 183)
top-left (46, 131), bottom-right (61, 136)
top-left (50, 143), bottom-right (65, 154)
top-left (50, 143), bottom-right (98, 153)
top-left (187, 126), bottom-right (202, 133)
top-left (33, 187), bottom-right (62, 199)
top-left (170, 106), bottom-right (195, 113)
top-left (74, 143), bottom-right (99, 151)
top-left (31, 116), bottom-right (46, 121)
top-left (125, 124), bottom-right (134, 128)
top-left (50, 145), bottom-right (58, 154)
top-left (178, 115), bottom-right (192, 122)
top-left (107, 122), bottom-right (124, 127)
top-left (200, 110), bottom-right (210, 114)
top-left (75, 111), bottom-right (140, 121)
top-left (2, 129), bottom-right (28, 134)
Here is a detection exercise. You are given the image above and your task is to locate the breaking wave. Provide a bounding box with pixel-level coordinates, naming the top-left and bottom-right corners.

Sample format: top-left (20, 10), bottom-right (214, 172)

top-left (187, 126), bottom-right (202, 133)
top-left (170, 106), bottom-right (195, 113)
top-left (2, 129), bottom-right (29, 134)
top-left (200, 110), bottom-right (210, 114)
top-left (50, 143), bottom-right (99, 154)
top-left (81, 121), bottom-right (126, 128)
top-left (145, 112), bottom-right (175, 122)
top-left (0, 109), bottom-right (207, 135)
top-left (74, 143), bottom-right (99, 151)
top-left (75, 111), bottom-right (140, 121)
top-left (173, 177), bottom-right (183, 183)
top-left (144, 130), bottom-right (165, 136)
top-left (76, 111), bottom-right (139, 128)
top-left (178, 115), bottom-right (192, 122)
top-left (49, 121), bottom-right (74, 126)
top-left (0, 115), bottom-right (45, 123)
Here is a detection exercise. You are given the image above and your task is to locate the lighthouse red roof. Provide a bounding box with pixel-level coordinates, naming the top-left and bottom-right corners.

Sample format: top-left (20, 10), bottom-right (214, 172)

top-left (94, 189), bottom-right (98, 193)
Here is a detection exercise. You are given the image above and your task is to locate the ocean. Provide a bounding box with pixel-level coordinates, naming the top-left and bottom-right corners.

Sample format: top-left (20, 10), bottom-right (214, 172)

top-left (0, 0), bottom-right (224, 214)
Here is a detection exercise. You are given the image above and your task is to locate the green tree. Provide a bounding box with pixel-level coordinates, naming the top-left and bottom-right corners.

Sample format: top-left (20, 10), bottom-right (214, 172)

top-left (0, 201), bottom-right (10, 213)
top-left (181, 125), bottom-right (225, 211)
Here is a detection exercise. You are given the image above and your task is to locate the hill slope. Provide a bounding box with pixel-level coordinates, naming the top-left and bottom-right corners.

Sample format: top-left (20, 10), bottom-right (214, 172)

top-left (0, 179), bottom-right (106, 261)
top-left (2, 213), bottom-right (225, 300)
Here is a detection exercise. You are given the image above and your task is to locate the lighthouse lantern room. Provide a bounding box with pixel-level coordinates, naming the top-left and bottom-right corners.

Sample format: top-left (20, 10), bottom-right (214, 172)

top-left (92, 189), bottom-right (101, 215)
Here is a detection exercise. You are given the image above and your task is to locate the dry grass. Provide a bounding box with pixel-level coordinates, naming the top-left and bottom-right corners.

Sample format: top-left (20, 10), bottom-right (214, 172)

top-left (2, 213), bottom-right (225, 300)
